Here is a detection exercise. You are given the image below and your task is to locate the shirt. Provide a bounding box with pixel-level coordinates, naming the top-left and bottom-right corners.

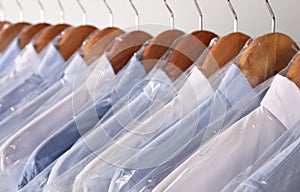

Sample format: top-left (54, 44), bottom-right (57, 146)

top-left (71, 64), bottom-right (259, 192)
top-left (0, 37), bottom-right (21, 78)
top-left (0, 42), bottom-right (44, 101)
top-left (0, 53), bottom-right (116, 187)
top-left (0, 43), bottom-right (66, 115)
top-left (233, 126), bottom-right (300, 192)
top-left (153, 75), bottom-right (300, 192)
top-left (0, 53), bottom-right (90, 144)
top-left (44, 65), bottom-right (177, 192)
top-left (17, 53), bottom-right (147, 189)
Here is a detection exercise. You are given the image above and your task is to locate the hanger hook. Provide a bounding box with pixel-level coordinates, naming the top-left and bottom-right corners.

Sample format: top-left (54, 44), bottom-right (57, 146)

top-left (37, 0), bottom-right (45, 23)
top-left (103, 0), bottom-right (114, 27)
top-left (265, 0), bottom-right (275, 33)
top-left (163, 0), bottom-right (174, 30)
top-left (226, 0), bottom-right (238, 32)
top-left (0, 1), bottom-right (4, 21)
top-left (77, 0), bottom-right (87, 25)
top-left (57, 0), bottom-right (65, 23)
top-left (194, 0), bottom-right (203, 30)
top-left (16, 0), bottom-right (24, 22)
top-left (129, 0), bottom-right (139, 31)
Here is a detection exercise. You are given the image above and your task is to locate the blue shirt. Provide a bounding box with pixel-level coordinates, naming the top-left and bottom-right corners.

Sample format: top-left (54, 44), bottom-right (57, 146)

top-left (0, 37), bottom-right (21, 78)
top-left (17, 54), bottom-right (147, 189)
top-left (233, 125), bottom-right (300, 192)
top-left (45, 63), bottom-right (176, 190)
top-left (108, 64), bottom-right (265, 192)
top-left (0, 43), bottom-right (66, 116)
top-left (0, 53), bottom-right (88, 144)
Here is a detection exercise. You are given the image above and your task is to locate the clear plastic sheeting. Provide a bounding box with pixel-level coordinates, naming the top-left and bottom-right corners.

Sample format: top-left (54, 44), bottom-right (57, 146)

top-left (152, 75), bottom-right (300, 192)
top-left (0, 53), bottom-right (116, 190)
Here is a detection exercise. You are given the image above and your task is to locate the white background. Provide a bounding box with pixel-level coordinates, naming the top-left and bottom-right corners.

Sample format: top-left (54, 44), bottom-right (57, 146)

top-left (1, 0), bottom-right (300, 43)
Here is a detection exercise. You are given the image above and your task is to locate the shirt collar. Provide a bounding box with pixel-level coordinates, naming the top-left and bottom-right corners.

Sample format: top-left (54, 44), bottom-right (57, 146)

top-left (14, 43), bottom-right (40, 73)
top-left (85, 53), bottom-right (116, 99)
top-left (178, 66), bottom-right (214, 111)
top-left (218, 63), bottom-right (254, 107)
top-left (63, 53), bottom-right (90, 83)
top-left (36, 43), bottom-right (66, 79)
top-left (0, 37), bottom-right (21, 71)
top-left (113, 53), bottom-right (147, 97)
top-left (261, 75), bottom-right (300, 129)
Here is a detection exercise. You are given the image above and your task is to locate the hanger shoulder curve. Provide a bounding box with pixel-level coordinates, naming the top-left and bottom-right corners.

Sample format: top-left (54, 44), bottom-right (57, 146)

top-left (34, 24), bottom-right (71, 53)
top-left (0, 21), bottom-right (11, 31)
top-left (238, 32), bottom-right (299, 87)
top-left (167, 30), bottom-right (217, 75)
top-left (108, 30), bottom-right (152, 74)
top-left (287, 54), bottom-right (300, 88)
top-left (82, 27), bottom-right (125, 64)
top-left (141, 29), bottom-right (184, 73)
top-left (0, 22), bottom-right (31, 52)
top-left (19, 23), bottom-right (51, 49)
top-left (201, 32), bottom-right (250, 77)
top-left (58, 25), bottom-right (97, 61)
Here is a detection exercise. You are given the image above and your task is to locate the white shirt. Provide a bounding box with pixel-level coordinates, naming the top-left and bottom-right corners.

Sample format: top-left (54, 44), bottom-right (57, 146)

top-left (0, 54), bottom-right (115, 184)
top-left (70, 66), bottom-right (214, 191)
top-left (153, 75), bottom-right (300, 192)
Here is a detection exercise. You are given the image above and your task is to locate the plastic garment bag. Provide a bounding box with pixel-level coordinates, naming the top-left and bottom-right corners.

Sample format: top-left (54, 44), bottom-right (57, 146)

top-left (152, 75), bottom-right (300, 192)
top-left (0, 53), bottom-right (91, 145)
top-left (0, 53), bottom-right (116, 191)
top-left (0, 37), bottom-right (22, 78)
top-left (17, 52), bottom-right (147, 189)
top-left (221, 120), bottom-right (300, 192)
top-left (71, 61), bottom-right (259, 192)
top-left (232, 122), bottom-right (300, 192)
top-left (0, 42), bottom-right (45, 100)
top-left (0, 42), bottom-right (67, 115)
top-left (42, 60), bottom-right (187, 192)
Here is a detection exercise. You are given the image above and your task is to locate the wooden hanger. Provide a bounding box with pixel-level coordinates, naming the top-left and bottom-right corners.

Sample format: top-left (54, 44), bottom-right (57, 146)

top-left (0, 22), bottom-right (31, 52)
top-left (238, 1), bottom-right (299, 88)
top-left (201, 0), bottom-right (250, 78)
top-left (82, 27), bottom-right (125, 65)
top-left (34, 24), bottom-right (71, 53)
top-left (141, 30), bottom-right (184, 73)
top-left (19, 23), bottom-right (51, 49)
top-left (286, 54), bottom-right (300, 88)
top-left (108, 30), bottom-right (152, 74)
top-left (164, 0), bottom-right (217, 79)
top-left (106, 0), bottom-right (152, 74)
top-left (238, 33), bottom-right (298, 88)
top-left (57, 25), bottom-right (97, 61)
top-left (56, 0), bottom-right (98, 61)
top-left (139, 1), bottom-right (185, 73)
top-left (0, 21), bottom-right (10, 30)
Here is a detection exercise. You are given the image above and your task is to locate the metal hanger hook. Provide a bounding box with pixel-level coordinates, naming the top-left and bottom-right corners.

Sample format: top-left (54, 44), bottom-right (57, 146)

top-left (77, 0), bottom-right (87, 25)
top-left (265, 0), bottom-right (275, 33)
top-left (194, 0), bottom-right (203, 30)
top-left (16, 0), bottom-right (24, 22)
top-left (129, 0), bottom-right (139, 31)
top-left (227, 0), bottom-right (238, 32)
top-left (37, 0), bottom-right (45, 23)
top-left (0, 1), bottom-right (4, 21)
top-left (103, 0), bottom-right (114, 27)
top-left (163, 0), bottom-right (174, 30)
top-left (57, 0), bottom-right (65, 23)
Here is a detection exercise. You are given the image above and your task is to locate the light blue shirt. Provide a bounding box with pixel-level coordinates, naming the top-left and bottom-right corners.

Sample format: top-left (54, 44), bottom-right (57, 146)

top-left (0, 37), bottom-right (21, 78)
top-left (18, 53), bottom-right (147, 189)
top-left (108, 64), bottom-right (264, 192)
top-left (233, 124), bottom-right (300, 192)
top-left (0, 43), bottom-right (66, 116)
top-left (45, 61), bottom-right (176, 191)
top-left (0, 53), bottom-right (88, 144)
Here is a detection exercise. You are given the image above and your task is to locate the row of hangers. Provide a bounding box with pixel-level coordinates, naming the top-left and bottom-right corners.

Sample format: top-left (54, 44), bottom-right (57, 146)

top-left (0, 0), bottom-right (298, 88)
